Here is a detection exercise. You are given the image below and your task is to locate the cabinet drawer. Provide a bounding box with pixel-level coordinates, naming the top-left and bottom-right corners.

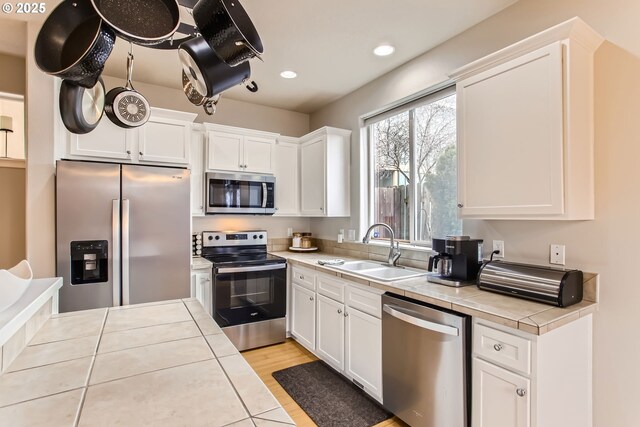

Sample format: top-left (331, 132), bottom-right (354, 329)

top-left (474, 323), bottom-right (531, 376)
top-left (346, 285), bottom-right (382, 318)
top-left (292, 266), bottom-right (316, 291)
top-left (317, 274), bottom-right (345, 303)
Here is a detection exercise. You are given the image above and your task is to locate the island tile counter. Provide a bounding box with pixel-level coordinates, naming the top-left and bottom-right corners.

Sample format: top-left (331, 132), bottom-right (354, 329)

top-left (273, 251), bottom-right (599, 335)
top-left (0, 298), bottom-right (294, 427)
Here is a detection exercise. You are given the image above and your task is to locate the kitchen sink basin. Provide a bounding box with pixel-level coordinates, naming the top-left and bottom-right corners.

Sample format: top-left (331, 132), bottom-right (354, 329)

top-left (331, 261), bottom-right (427, 282)
top-left (334, 261), bottom-right (385, 272)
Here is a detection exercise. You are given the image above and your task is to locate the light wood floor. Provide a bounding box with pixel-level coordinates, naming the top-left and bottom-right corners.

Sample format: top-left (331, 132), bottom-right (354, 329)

top-left (242, 339), bottom-right (408, 427)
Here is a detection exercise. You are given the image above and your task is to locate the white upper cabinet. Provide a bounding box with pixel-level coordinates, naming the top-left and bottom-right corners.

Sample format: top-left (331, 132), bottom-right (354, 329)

top-left (204, 123), bottom-right (278, 174)
top-left (450, 17), bottom-right (604, 220)
top-left (66, 107), bottom-right (197, 166)
top-left (69, 115), bottom-right (134, 160)
top-left (272, 136), bottom-right (300, 216)
top-left (300, 127), bottom-right (351, 217)
top-left (137, 109), bottom-right (196, 164)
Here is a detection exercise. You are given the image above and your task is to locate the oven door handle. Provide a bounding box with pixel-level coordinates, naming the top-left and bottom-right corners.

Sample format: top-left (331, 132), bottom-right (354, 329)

top-left (217, 263), bottom-right (287, 274)
top-left (262, 182), bottom-right (268, 208)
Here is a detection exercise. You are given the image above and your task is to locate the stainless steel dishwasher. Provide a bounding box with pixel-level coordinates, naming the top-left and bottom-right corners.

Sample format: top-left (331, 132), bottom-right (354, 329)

top-left (382, 293), bottom-right (470, 427)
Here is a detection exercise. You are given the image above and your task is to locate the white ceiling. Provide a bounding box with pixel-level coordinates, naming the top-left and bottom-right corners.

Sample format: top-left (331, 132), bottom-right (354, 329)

top-left (1, 0), bottom-right (518, 113)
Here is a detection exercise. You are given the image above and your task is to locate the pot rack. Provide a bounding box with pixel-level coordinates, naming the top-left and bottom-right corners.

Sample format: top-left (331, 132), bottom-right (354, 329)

top-left (148, 0), bottom-right (201, 50)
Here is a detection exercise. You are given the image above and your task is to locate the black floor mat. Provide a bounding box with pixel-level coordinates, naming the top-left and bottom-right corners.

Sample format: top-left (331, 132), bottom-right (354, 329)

top-left (272, 361), bottom-right (392, 427)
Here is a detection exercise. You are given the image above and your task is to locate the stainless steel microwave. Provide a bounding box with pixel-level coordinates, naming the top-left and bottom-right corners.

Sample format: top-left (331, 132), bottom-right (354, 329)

top-left (205, 172), bottom-right (276, 215)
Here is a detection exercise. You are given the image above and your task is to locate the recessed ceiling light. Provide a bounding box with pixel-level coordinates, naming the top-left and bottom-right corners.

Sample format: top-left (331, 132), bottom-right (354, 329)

top-left (280, 70), bottom-right (298, 79)
top-left (373, 44), bottom-right (395, 57)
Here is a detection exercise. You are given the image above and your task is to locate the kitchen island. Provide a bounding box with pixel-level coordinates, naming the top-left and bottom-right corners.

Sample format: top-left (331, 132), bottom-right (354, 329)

top-left (0, 298), bottom-right (294, 427)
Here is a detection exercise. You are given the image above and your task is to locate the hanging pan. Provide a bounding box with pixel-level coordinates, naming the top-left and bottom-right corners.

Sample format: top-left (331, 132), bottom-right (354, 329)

top-left (179, 36), bottom-right (251, 97)
top-left (90, 0), bottom-right (181, 46)
top-left (104, 52), bottom-right (151, 128)
top-left (192, 0), bottom-right (264, 66)
top-left (181, 70), bottom-right (220, 115)
top-left (35, 0), bottom-right (115, 88)
top-left (59, 78), bottom-right (106, 134)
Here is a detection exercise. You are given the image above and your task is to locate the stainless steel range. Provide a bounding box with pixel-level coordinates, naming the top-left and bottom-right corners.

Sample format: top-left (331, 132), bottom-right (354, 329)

top-left (202, 231), bottom-right (287, 351)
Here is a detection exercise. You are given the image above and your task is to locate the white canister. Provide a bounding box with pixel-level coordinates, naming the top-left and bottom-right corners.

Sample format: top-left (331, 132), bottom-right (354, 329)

top-left (292, 233), bottom-right (302, 248)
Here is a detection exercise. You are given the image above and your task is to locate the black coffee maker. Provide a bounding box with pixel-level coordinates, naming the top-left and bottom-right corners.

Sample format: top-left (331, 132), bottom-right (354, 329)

top-left (428, 236), bottom-right (484, 286)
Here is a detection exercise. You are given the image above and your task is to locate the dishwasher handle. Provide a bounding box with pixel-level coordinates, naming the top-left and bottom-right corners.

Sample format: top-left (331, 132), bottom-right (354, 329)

top-left (383, 304), bottom-right (459, 336)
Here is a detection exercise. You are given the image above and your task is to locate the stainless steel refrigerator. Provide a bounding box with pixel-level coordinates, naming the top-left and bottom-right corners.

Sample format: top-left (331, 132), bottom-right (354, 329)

top-left (56, 160), bottom-right (191, 313)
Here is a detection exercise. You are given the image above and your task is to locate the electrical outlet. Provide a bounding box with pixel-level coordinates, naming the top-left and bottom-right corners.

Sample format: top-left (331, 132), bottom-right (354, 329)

top-left (287, 227), bottom-right (293, 237)
top-left (492, 240), bottom-right (505, 258)
top-left (550, 244), bottom-right (566, 265)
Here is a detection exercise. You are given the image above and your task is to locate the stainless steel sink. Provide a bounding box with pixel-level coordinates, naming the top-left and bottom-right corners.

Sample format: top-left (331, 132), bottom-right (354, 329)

top-left (331, 261), bottom-right (427, 282)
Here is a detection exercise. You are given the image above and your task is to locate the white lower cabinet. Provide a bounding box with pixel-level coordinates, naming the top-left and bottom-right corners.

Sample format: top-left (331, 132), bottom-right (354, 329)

top-left (191, 269), bottom-right (212, 315)
top-left (473, 357), bottom-right (530, 427)
top-left (317, 294), bottom-right (345, 371)
top-left (289, 266), bottom-right (383, 402)
top-left (345, 306), bottom-right (382, 401)
top-left (472, 316), bottom-right (593, 427)
top-left (291, 283), bottom-right (316, 351)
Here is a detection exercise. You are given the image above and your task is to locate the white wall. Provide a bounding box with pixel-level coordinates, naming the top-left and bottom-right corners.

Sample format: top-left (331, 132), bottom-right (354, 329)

top-left (308, 0), bottom-right (640, 425)
top-left (101, 75), bottom-right (310, 137)
top-left (193, 216), bottom-right (311, 238)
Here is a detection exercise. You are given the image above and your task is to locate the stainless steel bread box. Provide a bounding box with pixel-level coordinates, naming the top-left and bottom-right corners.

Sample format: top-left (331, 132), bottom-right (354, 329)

top-left (478, 260), bottom-right (583, 307)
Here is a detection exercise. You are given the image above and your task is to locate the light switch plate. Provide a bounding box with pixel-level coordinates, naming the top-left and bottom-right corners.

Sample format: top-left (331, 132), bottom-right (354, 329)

top-left (550, 244), bottom-right (565, 265)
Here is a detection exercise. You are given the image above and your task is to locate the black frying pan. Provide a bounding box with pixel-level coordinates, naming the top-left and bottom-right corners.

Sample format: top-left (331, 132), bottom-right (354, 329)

top-left (192, 0), bottom-right (264, 66)
top-left (104, 53), bottom-right (151, 128)
top-left (35, 0), bottom-right (115, 88)
top-left (90, 0), bottom-right (181, 46)
top-left (59, 78), bottom-right (106, 134)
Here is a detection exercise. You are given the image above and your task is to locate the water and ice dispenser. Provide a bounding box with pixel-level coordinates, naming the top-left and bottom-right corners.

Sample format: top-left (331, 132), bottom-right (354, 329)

top-left (70, 240), bottom-right (108, 284)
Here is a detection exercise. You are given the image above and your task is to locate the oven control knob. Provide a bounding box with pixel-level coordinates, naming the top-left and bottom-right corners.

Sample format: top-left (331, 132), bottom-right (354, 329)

top-left (253, 235), bottom-right (258, 239)
top-left (259, 234), bottom-right (264, 239)
top-left (208, 235), bottom-right (213, 241)
top-left (215, 236), bottom-right (220, 241)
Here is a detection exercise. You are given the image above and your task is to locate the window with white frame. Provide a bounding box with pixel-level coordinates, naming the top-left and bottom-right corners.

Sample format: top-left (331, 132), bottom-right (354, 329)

top-left (366, 86), bottom-right (461, 245)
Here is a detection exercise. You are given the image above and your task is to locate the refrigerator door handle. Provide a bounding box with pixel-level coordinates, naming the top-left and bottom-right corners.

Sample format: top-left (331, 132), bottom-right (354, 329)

top-left (122, 199), bottom-right (130, 305)
top-left (262, 182), bottom-right (268, 208)
top-left (112, 199), bottom-right (121, 307)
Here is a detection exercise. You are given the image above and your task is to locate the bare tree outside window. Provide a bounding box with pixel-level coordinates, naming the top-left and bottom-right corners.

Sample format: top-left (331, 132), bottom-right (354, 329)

top-left (370, 91), bottom-right (461, 244)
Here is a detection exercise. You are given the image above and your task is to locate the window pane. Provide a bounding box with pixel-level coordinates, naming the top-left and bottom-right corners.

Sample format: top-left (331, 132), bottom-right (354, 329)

top-left (371, 111), bottom-right (410, 241)
top-left (414, 93), bottom-right (462, 241)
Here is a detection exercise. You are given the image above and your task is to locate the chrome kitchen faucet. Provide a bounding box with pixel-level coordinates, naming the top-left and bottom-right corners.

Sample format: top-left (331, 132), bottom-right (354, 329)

top-left (362, 223), bottom-right (401, 266)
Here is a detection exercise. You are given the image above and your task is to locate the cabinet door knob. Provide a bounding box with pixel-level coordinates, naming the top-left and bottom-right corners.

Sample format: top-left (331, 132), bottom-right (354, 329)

top-left (516, 388), bottom-right (527, 397)
top-left (337, 309), bottom-right (342, 314)
top-left (344, 312), bottom-right (349, 317)
top-left (309, 296), bottom-right (314, 301)
top-left (126, 150), bottom-right (131, 155)
top-left (494, 343), bottom-right (503, 352)
top-left (457, 203), bottom-right (464, 208)
top-left (139, 151), bottom-right (143, 156)
top-left (299, 275), bottom-right (304, 280)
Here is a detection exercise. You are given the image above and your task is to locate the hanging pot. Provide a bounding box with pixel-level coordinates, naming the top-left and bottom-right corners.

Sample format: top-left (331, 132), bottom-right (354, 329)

top-left (104, 53), bottom-right (150, 128)
top-left (35, 0), bottom-right (115, 88)
top-left (181, 71), bottom-right (221, 115)
top-left (90, 0), bottom-right (181, 46)
top-left (59, 78), bottom-right (106, 134)
top-left (179, 36), bottom-right (251, 98)
top-left (192, 0), bottom-right (264, 66)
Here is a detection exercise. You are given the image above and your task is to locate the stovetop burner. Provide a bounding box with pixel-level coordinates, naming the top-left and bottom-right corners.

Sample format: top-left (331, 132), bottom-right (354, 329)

top-left (200, 230), bottom-right (286, 268)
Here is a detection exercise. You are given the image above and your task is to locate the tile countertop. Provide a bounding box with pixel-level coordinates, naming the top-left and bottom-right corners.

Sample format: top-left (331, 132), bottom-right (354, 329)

top-left (272, 251), bottom-right (599, 335)
top-left (0, 299), bottom-right (294, 427)
top-left (192, 256), bottom-right (213, 270)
